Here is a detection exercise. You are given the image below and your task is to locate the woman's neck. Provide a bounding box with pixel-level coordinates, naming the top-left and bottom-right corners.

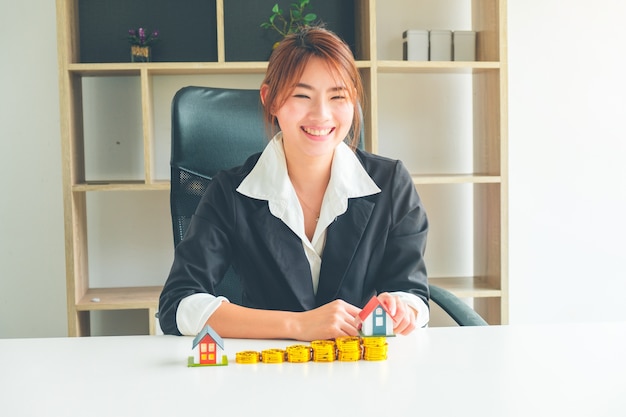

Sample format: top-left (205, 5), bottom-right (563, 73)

top-left (287, 158), bottom-right (331, 192)
top-left (286, 153), bottom-right (332, 241)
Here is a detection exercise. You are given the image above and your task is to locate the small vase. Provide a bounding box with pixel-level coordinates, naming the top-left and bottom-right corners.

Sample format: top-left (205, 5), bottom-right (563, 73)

top-left (131, 45), bottom-right (151, 62)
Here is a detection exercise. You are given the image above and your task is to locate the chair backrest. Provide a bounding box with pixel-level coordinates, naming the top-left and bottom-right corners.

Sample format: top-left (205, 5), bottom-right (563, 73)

top-left (170, 86), bottom-right (268, 303)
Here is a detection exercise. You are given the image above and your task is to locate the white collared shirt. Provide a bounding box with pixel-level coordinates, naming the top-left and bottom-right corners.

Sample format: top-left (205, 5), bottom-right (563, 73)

top-left (176, 133), bottom-right (429, 335)
top-left (236, 133), bottom-right (381, 293)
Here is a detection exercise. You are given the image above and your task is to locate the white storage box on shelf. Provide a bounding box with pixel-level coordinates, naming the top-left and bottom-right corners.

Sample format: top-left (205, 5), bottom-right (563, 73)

top-left (453, 30), bottom-right (476, 61)
top-left (402, 29), bottom-right (429, 61)
top-left (429, 29), bottom-right (452, 61)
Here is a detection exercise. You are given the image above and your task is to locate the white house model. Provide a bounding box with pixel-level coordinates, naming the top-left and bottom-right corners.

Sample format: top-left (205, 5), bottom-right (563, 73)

top-left (357, 295), bottom-right (395, 337)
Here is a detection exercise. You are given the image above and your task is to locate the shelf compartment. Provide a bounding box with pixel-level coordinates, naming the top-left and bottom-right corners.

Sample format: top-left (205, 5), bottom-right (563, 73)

top-left (81, 76), bottom-right (145, 183)
top-left (77, 286), bottom-right (162, 336)
top-left (77, 0), bottom-right (218, 63)
top-left (375, 0), bottom-right (501, 62)
top-left (376, 72), bottom-right (475, 174)
top-left (223, 0), bottom-right (357, 61)
top-left (84, 191), bottom-right (173, 290)
top-left (376, 70), bottom-right (503, 177)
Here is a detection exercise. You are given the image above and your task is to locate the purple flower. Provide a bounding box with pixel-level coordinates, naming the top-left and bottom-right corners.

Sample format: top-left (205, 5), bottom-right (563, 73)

top-left (128, 27), bottom-right (159, 46)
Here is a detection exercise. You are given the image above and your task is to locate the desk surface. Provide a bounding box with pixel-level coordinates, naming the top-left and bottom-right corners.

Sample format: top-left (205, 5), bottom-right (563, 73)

top-left (1, 322), bottom-right (625, 417)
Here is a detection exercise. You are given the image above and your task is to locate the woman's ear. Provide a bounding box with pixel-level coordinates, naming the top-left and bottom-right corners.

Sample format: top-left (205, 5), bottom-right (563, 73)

top-left (260, 84), bottom-right (269, 106)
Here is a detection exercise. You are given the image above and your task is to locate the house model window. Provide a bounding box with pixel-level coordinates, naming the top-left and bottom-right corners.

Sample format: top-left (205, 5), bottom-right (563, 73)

top-left (375, 307), bottom-right (384, 327)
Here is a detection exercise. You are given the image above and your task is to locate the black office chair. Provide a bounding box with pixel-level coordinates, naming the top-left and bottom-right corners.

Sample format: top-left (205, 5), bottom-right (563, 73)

top-left (169, 86), bottom-right (487, 327)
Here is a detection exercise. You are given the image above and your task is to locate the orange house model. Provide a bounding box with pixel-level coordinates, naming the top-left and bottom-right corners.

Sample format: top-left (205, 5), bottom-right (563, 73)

top-left (190, 324), bottom-right (228, 367)
top-left (357, 295), bottom-right (395, 337)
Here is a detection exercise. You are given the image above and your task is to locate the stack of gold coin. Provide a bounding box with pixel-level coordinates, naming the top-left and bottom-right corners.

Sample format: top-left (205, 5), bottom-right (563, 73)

top-left (335, 336), bottom-right (362, 361)
top-left (310, 340), bottom-right (336, 362)
top-left (261, 348), bottom-right (286, 363)
top-left (361, 337), bottom-right (388, 361)
top-left (235, 350), bottom-right (261, 364)
top-left (286, 344), bottom-right (312, 363)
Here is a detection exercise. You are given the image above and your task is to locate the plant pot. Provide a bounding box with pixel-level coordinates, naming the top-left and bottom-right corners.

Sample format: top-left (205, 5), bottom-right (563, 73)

top-left (131, 45), bottom-right (151, 62)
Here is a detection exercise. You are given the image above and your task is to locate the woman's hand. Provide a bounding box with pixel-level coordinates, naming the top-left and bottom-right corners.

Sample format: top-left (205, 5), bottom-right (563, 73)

top-left (294, 299), bottom-right (362, 341)
top-left (376, 292), bottom-right (417, 335)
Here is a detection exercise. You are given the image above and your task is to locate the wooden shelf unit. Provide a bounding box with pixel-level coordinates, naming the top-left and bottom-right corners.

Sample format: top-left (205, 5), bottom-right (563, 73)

top-left (56, 0), bottom-right (507, 336)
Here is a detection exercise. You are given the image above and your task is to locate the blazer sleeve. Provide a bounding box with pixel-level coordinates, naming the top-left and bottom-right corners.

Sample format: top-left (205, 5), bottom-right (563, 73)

top-left (373, 159), bottom-right (430, 307)
top-left (158, 172), bottom-right (236, 335)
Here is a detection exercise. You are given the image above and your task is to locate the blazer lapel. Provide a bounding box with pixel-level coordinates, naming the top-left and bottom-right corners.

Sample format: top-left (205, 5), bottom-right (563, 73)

top-left (315, 198), bottom-right (375, 306)
top-left (250, 208), bottom-right (317, 310)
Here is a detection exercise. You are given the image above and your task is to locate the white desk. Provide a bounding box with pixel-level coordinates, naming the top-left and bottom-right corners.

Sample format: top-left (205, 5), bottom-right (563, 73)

top-left (1, 322), bottom-right (625, 417)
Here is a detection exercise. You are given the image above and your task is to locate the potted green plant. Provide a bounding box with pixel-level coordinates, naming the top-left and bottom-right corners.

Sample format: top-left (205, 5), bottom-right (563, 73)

top-left (260, 0), bottom-right (317, 49)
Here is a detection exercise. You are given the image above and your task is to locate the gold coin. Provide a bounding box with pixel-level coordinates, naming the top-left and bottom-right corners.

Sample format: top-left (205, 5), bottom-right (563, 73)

top-left (235, 350), bottom-right (260, 364)
top-left (361, 336), bottom-right (386, 346)
top-left (337, 349), bottom-right (361, 361)
top-left (286, 345), bottom-right (312, 363)
top-left (261, 348), bottom-right (286, 363)
top-left (363, 343), bottom-right (388, 361)
top-left (311, 340), bottom-right (336, 362)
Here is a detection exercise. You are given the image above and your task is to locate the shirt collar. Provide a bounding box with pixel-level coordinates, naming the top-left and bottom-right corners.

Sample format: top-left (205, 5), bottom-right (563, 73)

top-left (237, 133), bottom-right (381, 212)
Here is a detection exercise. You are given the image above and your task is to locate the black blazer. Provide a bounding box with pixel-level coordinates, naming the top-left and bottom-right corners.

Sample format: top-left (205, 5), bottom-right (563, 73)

top-left (158, 148), bottom-right (429, 335)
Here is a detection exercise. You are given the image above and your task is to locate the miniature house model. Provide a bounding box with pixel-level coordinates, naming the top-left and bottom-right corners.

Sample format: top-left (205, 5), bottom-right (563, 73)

top-left (191, 324), bottom-right (227, 366)
top-left (358, 295), bottom-right (395, 337)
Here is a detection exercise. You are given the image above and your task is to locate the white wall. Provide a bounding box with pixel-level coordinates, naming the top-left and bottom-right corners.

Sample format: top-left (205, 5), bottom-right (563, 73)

top-left (1, 0), bottom-right (625, 338)
top-left (0, 1), bottom-right (67, 337)
top-left (508, 0), bottom-right (626, 323)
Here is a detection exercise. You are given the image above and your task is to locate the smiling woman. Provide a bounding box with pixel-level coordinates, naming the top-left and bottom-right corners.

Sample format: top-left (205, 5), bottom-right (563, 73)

top-left (262, 55), bottom-right (356, 240)
top-left (158, 26), bottom-right (431, 342)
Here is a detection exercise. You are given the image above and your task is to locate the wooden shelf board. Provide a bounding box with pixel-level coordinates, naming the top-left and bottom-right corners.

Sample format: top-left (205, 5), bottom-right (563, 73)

top-left (412, 174), bottom-right (501, 184)
top-left (74, 280), bottom-right (498, 312)
top-left (67, 61), bottom-right (498, 76)
top-left (69, 60), bottom-right (374, 76)
top-left (430, 277), bottom-right (501, 298)
top-left (76, 286), bottom-right (162, 311)
top-left (73, 181), bottom-right (170, 192)
top-left (377, 60), bottom-right (500, 74)
top-left (69, 62), bottom-right (268, 75)
top-left (67, 63), bottom-right (141, 76)
top-left (147, 61), bottom-right (269, 75)
top-left (73, 176), bottom-right (501, 191)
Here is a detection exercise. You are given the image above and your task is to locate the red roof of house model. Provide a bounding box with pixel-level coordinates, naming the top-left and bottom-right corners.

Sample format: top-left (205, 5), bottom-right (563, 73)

top-left (358, 295), bottom-right (393, 322)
